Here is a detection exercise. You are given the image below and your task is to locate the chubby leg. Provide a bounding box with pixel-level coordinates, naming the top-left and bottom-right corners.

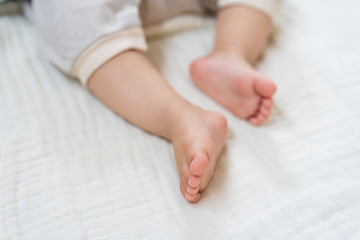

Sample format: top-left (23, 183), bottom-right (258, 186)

top-left (190, 6), bottom-right (277, 125)
top-left (88, 50), bottom-right (227, 202)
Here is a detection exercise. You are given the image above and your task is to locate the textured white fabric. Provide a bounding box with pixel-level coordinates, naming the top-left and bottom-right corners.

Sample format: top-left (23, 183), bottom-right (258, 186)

top-left (1, 0), bottom-right (360, 239)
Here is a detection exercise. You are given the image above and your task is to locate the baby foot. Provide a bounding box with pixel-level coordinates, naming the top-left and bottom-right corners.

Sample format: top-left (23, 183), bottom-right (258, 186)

top-left (171, 105), bottom-right (227, 203)
top-left (190, 52), bottom-right (277, 126)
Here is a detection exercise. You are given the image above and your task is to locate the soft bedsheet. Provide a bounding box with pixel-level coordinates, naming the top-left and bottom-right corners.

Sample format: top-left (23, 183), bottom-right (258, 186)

top-left (1, 0), bottom-right (360, 239)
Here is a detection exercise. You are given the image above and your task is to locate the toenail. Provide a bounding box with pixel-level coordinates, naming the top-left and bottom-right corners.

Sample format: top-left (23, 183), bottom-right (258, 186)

top-left (194, 193), bottom-right (200, 202)
top-left (188, 179), bottom-right (198, 187)
top-left (185, 193), bottom-right (193, 201)
top-left (187, 186), bottom-right (199, 195)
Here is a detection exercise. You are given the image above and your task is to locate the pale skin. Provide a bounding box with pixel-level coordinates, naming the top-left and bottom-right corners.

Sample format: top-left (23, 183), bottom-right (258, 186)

top-left (88, 5), bottom-right (277, 203)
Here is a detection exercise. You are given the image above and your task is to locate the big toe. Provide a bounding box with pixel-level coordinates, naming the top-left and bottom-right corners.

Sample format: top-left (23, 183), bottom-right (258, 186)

top-left (254, 77), bottom-right (277, 97)
top-left (189, 152), bottom-right (209, 176)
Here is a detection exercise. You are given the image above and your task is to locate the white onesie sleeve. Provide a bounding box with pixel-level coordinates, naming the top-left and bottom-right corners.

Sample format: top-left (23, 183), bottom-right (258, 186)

top-left (32, 0), bottom-right (147, 85)
top-left (218, 0), bottom-right (281, 20)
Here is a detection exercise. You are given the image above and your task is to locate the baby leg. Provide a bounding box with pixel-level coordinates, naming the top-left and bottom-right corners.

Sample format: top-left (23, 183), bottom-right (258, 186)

top-left (190, 5), bottom-right (277, 125)
top-left (88, 50), bottom-right (227, 202)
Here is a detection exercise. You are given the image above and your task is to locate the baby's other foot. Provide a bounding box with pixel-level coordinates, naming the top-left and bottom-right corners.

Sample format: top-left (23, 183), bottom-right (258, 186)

top-left (171, 106), bottom-right (227, 203)
top-left (190, 52), bottom-right (277, 126)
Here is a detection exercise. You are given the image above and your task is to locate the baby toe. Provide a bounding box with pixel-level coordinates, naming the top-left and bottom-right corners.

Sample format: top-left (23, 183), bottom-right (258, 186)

top-left (187, 186), bottom-right (200, 195)
top-left (185, 192), bottom-right (198, 202)
top-left (260, 106), bottom-right (270, 117)
top-left (262, 98), bottom-right (273, 109)
top-left (188, 175), bottom-right (201, 188)
top-left (189, 152), bottom-right (209, 176)
top-left (249, 116), bottom-right (261, 126)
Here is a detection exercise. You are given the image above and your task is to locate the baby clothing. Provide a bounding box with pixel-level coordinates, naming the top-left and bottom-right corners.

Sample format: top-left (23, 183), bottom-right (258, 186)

top-left (32, 0), bottom-right (280, 85)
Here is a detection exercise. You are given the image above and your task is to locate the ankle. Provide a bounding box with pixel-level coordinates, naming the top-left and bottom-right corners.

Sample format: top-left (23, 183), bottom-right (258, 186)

top-left (206, 49), bottom-right (254, 69)
top-left (162, 100), bottom-right (194, 141)
top-left (211, 46), bottom-right (255, 64)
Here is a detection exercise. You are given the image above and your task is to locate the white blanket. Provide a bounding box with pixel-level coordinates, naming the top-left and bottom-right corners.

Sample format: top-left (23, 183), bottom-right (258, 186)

top-left (1, 0), bottom-right (360, 239)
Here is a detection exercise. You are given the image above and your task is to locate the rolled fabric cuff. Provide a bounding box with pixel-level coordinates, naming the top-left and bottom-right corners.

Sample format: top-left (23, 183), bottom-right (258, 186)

top-left (71, 27), bottom-right (148, 85)
top-left (218, 0), bottom-right (281, 20)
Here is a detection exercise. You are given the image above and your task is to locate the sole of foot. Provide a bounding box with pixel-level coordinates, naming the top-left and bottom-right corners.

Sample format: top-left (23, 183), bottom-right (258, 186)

top-left (190, 52), bottom-right (277, 126)
top-left (171, 106), bottom-right (227, 203)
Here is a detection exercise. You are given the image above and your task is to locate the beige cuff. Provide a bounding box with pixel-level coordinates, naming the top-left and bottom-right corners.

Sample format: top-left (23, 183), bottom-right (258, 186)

top-left (71, 27), bottom-right (148, 85)
top-left (218, 0), bottom-right (281, 20)
top-left (144, 14), bottom-right (211, 38)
